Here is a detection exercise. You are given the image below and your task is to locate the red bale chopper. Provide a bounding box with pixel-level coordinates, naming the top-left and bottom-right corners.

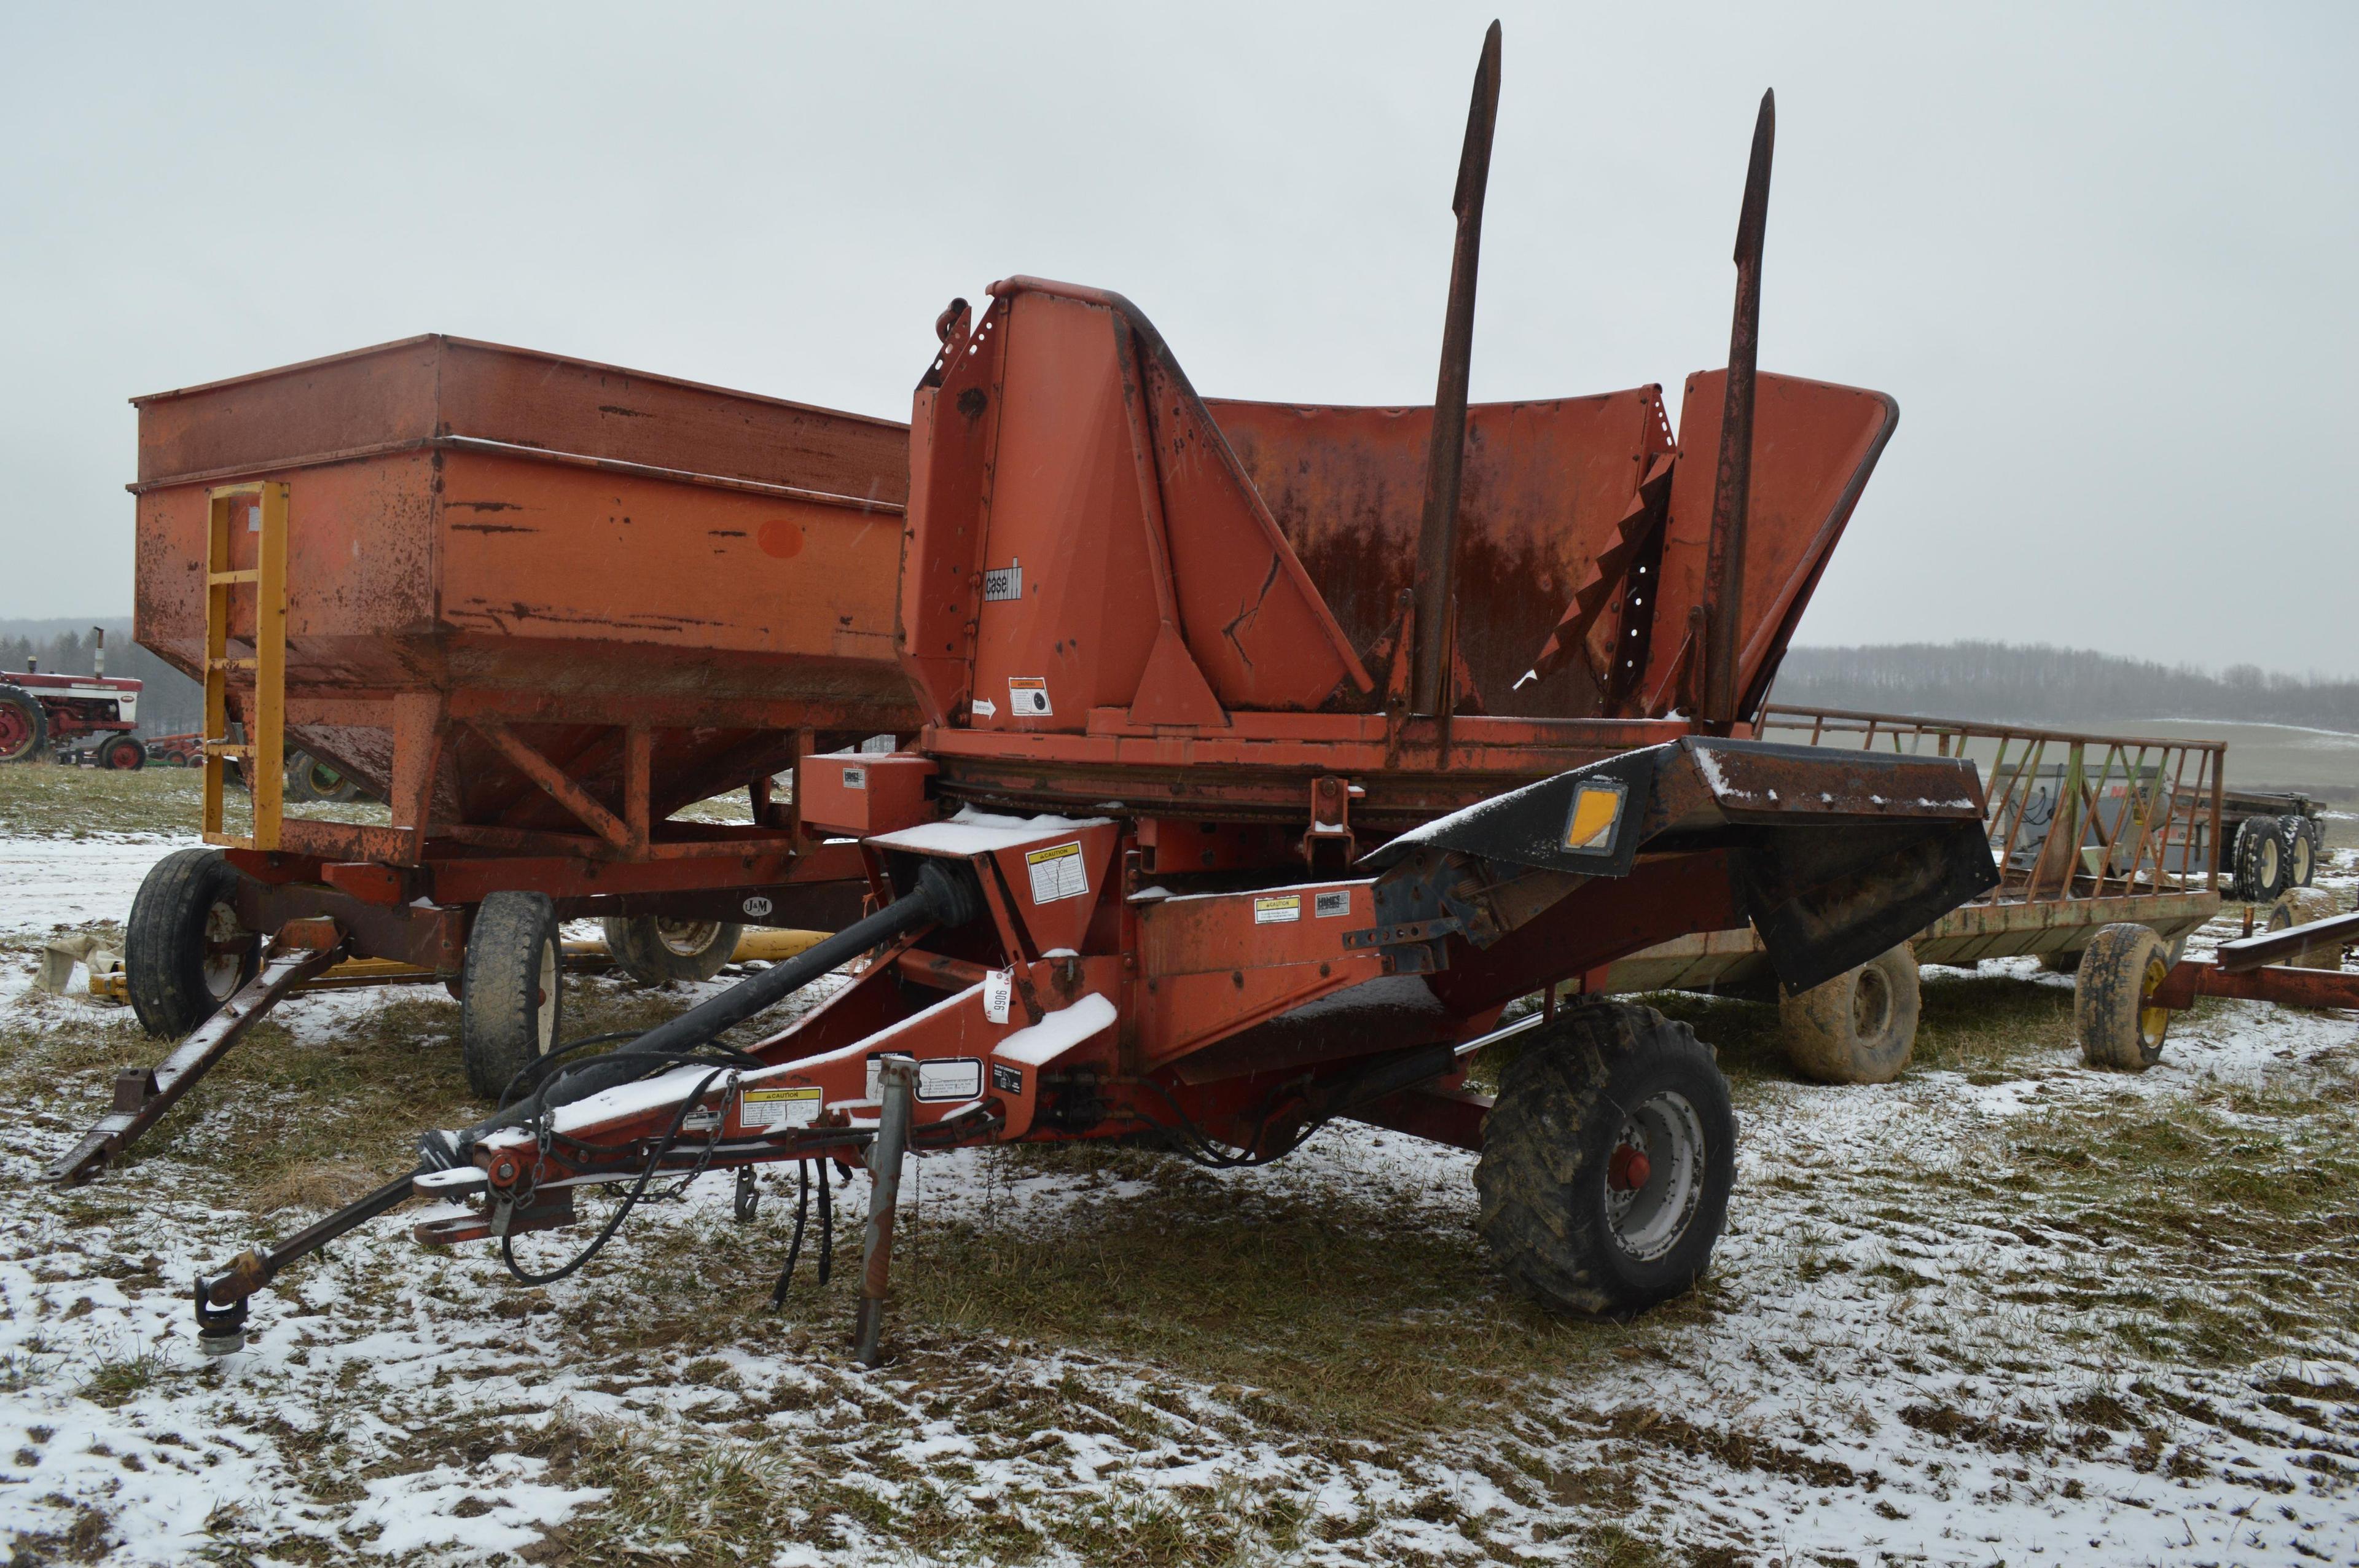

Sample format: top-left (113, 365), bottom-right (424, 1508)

top-left (190, 28), bottom-right (2008, 1359)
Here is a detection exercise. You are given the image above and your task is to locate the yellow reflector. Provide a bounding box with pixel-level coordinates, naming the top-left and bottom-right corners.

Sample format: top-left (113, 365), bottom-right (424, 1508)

top-left (1563, 782), bottom-right (1624, 853)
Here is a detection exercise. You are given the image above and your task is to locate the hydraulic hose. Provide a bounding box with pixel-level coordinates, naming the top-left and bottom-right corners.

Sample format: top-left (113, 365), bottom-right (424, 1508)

top-left (468, 859), bottom-right (983, 1136)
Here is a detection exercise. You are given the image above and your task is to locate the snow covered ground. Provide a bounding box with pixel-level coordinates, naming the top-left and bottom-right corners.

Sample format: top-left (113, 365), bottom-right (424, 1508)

top-left (3, 826), bottom-right (2358, 1565)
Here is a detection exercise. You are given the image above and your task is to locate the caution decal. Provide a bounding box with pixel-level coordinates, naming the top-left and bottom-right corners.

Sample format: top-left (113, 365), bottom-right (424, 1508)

top-left (1025, 841), bottom-right (1089, 903)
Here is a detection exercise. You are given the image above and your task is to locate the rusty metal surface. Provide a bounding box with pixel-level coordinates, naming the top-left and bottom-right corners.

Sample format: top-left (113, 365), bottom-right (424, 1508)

top-left (45, 938), bottom-right (343, 1187)
top-left (1211, 391), bottom-right (1669, 719)
top-left (1409, 21), bottom-right (1501, 717)
top-left (2154, 959), bottom-right (2359, 1012)
top-left (2214, 908), bottom-right (2359, 973)
top-left (134, 334), bottom-right (908, 502)
top-left (1700, 90), bottom-right (1775, 730)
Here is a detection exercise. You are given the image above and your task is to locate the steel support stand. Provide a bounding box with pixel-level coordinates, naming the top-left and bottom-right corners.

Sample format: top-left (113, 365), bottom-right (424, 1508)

top-left (853, 1054), bottom-right (917, 1367)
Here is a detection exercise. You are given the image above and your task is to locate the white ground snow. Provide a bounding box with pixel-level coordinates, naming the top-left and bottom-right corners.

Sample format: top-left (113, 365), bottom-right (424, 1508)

top-left (1, 835), bottom-right (2357, 1564)
top-left (0, 833), bottom-right (201, 937)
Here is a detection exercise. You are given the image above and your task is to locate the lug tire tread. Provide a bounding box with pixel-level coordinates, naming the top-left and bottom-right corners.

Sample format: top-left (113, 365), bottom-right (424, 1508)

top-left (1475, 1002), bottom-right (1735, 1318)
top-left (461, 892), bottom-right (563, 1101)
top-left (123, 848), bottom-right (258, 1037)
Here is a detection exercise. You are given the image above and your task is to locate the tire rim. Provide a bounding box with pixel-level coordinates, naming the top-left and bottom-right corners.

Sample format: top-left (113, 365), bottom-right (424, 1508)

top-left (201, 900), bottom-right (248, 1001)
top-left (1850, 964), bottom-right (1893, 1042)
top-left (534, 937), bottom-right (559, 1056)
top-left (1605, 1090), bottom-right (1708, 1263)
top-left (0, 706), bottom-right (31, 761)
top-left (108, 743), bottom-right (139, 770)
top-left (653, 918), bottom-right (723, 959)
top-left (2137, 951), bottom-right (2172, 1051)
top-left (304, 759), bottom-right (344, 793)
top-left (2293, 835), bottom-right (2313, 885)
top-left (2258, 836), bottom-right (2280, 892)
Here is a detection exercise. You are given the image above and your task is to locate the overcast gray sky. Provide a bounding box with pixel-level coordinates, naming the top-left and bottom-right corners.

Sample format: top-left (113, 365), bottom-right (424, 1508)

top-left (6, 3), bottom-right (2353, 671)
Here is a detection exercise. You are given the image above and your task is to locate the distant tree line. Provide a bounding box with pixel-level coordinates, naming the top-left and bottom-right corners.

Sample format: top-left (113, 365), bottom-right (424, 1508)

top-left (1769, 642), bottom-right (2359, 733)
top-left (0, 619), bottom-right (204, 736)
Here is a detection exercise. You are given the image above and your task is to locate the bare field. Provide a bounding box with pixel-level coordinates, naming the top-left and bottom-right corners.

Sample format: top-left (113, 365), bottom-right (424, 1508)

top-left (3, 766), bottom-right (2358, 1565)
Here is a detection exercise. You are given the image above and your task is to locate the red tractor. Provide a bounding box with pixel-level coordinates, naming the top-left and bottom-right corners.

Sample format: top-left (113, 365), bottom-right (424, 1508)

top-left (0, 630), bottom-right (144, 768)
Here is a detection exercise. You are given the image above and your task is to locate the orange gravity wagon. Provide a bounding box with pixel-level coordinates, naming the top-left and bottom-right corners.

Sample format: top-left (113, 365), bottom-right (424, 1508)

top-left (49, 336), bottom-right (920, 1187)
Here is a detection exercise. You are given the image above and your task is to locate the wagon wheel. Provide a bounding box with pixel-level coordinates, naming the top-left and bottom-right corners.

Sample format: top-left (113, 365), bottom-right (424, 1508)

top-left (2234, 816), bottom-right (2283, 903)
top-left (461, 893), bottom-right (565, 1101)
top-left (1476, 1002), bottom-right (1735, 1317)
top-left (601, 915), bottom-right (746, 986)
top-left (2282, 817), bottom-right (2317, 889)
top-left (124, 848), bottom-right (262, 1037)
top-left (1778, 943), bottom-right (1921, 1084)
top-left (0, 683), bottom-right (46, 763)
top-left (2073, 922), bottom-right (2172, 1071)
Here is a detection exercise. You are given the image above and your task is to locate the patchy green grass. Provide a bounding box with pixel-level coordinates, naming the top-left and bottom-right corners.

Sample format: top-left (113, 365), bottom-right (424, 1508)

top-left (0, 762), bottom-right (208, 837)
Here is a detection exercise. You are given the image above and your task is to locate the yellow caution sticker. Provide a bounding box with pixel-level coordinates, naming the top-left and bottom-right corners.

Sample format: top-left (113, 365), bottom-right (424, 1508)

top-left (738, 1085), bottom-right (822, 1131)
top-left (1253, 894), bottom-right (1303, 924)
top-left (1562, 781), bottom-right (1626, 855)
top-left (1025, 841), bottom-right (1089, 903)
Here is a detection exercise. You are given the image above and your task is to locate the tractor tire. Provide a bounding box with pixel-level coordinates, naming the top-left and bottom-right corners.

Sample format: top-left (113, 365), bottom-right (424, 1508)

top-left (124, 848), bottom-right (261, 1038)
top-left (1475, 1002), bottom-right (1735, 1318)
top-left (287, 749), bottom-right (362, 803)
top-left (460, 892), bottom-right (565, 1101)
top-left (1777, 943), bottom-right (1921, 1085)
top-left (601, 915), bottom-right (744, 986)
top-left (2073, 922), bottom-right (2172, 1071)
top-left (98, 735), bottom-right (145, 771)
top-left (0, 683), bottom-right (45, 763)
top-left (2283, 817), bottom-right (2318, 889)
top-left (2234, 816), bottom-right (2284, 903)
top-left (284, 750), bottom-right (322, 802)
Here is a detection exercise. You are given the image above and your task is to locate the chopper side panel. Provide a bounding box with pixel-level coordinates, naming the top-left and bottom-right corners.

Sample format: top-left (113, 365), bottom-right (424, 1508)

top-left (962, 293), bottom-right (1165, 733)
top-left (1639, 372), bottom-right (1896, 720)
top-left (1133, 353), bottom-right (1371, 713)
top-left (1209, 390), bottom-right (1670, 717)
top-left (898, 303), bottom-right (1003, 728)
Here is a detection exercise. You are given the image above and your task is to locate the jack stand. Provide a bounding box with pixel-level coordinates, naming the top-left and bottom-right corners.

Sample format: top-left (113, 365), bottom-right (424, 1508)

top-left (194, 1278), bottom-right (249, 1357)
top-left (852, 1054), bottom-right (917, 1367)
top-left (734, 1166), bottom-right (759, 1221)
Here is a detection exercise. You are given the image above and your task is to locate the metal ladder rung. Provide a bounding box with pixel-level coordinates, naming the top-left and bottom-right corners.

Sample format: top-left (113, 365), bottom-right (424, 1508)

top-left (205, 658), bottom-right (259, 672)
top-left (207, 569), bottom-right (261, 585)
top-left (203, 744), bottom-right (253, 758)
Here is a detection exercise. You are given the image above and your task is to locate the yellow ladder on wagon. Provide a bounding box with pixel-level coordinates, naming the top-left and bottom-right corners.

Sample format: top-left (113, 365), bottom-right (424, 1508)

top-left (201, 481), bottom-right (287, 851)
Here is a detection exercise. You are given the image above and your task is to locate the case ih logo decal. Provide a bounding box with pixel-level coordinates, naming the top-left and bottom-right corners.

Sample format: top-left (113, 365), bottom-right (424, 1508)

top-left (983, 559), bottom-right (1023, 601)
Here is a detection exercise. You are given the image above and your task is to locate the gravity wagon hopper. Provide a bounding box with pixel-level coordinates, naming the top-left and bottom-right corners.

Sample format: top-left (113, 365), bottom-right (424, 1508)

top-left (48, 336), bottom-right (920, 1188)
top-left (189, 28), bottom-right (2000, 1358)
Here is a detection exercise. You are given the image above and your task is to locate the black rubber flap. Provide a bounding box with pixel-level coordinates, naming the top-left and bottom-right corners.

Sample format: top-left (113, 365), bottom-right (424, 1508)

top-left (1360, 744), bottom-right (1675, 880)
top-left (1735, 817), bottom-right (2001, 994)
